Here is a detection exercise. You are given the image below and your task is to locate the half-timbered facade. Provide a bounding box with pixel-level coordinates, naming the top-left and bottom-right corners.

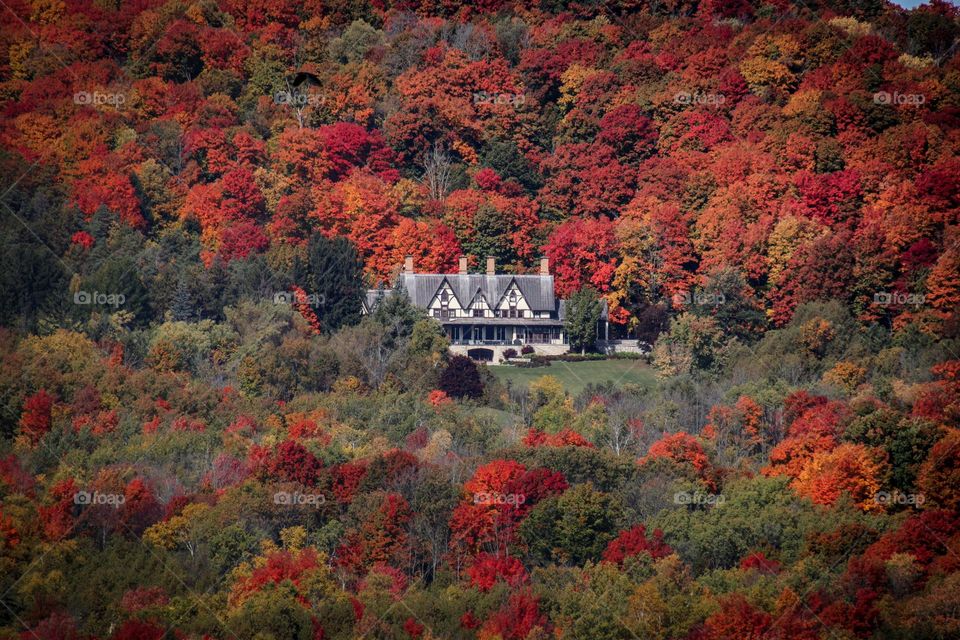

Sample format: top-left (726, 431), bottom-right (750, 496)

top-left (363, 256), bottom-right (599, 360)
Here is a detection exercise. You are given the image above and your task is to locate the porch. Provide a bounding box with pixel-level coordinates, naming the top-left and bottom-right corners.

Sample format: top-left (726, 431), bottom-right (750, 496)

top-left (443, 322), bottom-right (566, 347)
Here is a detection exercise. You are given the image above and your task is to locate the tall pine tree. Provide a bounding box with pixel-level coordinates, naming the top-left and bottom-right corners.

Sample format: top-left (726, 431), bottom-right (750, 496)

top-left (565, 287), bottom-right (603, 354)
top-left (293, 234), bottom-right (364, 333)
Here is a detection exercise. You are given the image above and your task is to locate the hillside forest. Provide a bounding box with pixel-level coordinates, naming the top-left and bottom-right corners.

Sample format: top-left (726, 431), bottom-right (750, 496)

top-left (1, 0), bottom-right (960, 638)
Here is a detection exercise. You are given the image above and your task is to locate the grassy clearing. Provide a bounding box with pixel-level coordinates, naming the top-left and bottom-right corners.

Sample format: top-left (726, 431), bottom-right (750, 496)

top-left (488, 359), bottom-right (656, 396)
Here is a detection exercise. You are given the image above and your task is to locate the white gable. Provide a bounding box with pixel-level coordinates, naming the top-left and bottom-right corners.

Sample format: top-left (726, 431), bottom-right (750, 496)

top-left (468, 290), bottom-right (490, 310)
top-left (428, 280), bottom-right (463, 311)
top-left (495, 281), bottom-right (531, 311)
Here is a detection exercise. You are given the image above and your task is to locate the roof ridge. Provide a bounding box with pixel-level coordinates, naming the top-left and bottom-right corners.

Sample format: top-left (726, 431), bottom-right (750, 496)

top-left (399, 272), bottom-right (557, 310)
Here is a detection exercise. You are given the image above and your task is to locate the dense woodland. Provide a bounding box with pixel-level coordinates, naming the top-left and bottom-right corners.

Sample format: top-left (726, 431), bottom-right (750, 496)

top-left (1, 0), bottom-right (960, 638)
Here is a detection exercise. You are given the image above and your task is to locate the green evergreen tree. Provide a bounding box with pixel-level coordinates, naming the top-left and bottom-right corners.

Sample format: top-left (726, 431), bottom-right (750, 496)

top-left (480, 139), bottom-right (542, 191)
top-left (565, 287), bottom-right (603, 354)
top-left (294, 234), bottom-right (364, 334)
top-left (170, 276), bottom-right (195, 321)
top-left (691, 268), bottom-right (766, 342)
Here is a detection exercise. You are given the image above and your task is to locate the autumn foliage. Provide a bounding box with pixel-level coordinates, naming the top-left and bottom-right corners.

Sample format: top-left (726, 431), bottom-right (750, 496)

top-left (1, 0), bottom-right (959, 638)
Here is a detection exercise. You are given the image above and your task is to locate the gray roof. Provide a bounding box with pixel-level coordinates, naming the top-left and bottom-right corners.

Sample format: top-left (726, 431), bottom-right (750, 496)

top-left (396, 273), bottom-right (559, 311)
top-left (364, 279), bottom-right (607, 321)
top-left (441, 317), bottom-right (565, 326)
top-left (363, 289), bottom-right (388, 312)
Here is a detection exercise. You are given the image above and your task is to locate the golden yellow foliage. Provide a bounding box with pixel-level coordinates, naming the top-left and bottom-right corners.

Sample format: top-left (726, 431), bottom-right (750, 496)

top-left (823, 361), bottom-right (868, 394)
top-left (30, 0), bottom-right (65, 24)
top-left (828, 16), bottom-right (873, 38)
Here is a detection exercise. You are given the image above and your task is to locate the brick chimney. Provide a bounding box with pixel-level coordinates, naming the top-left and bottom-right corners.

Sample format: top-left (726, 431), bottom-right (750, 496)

top-left (540, 257), bottom-right (550, 275)
top-left (486, 256), bottom-right (495, 275)
top-left (404, 256), bottom-right (414, 274)
top-left (458, 256), bottom-right (468, 274)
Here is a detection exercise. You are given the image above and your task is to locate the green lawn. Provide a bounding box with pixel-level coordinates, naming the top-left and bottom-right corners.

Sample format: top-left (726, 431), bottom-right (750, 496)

top-left (488, 358), bottom-right (656, 396)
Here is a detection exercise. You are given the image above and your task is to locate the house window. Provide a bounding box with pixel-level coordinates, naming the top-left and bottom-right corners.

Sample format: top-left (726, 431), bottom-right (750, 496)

top-left (473, 309), bottom-right (484, 317)
top-left (433, 309), bottom-right (441, 319)
top-left (506, 289), bottom-right (521, 319)
top-left (437, 288), bottom-right (452, 320)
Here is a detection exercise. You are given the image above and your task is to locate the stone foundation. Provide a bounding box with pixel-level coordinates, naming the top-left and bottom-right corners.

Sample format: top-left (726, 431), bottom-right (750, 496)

top-left (449, 343), bottom-right (569, 362)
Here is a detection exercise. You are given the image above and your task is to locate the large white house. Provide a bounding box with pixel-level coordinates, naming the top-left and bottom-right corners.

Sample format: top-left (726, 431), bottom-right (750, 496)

top-left (362, 256), bottom-right (607, 361)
